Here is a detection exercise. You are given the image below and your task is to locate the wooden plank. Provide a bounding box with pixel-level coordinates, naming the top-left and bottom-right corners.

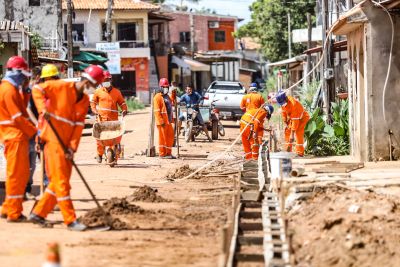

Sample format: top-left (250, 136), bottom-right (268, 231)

top-left (240, 211), bottom-right (261, 219)
top-left (239, 222), bottom-right (263, 231)
top-left (238, 236), bottom-right (263, 245)
top-left (312, 163), bottom-right (364, 173)
top-left (235, 253), bottom-right (264, 262)
top-left (241, 191), bottom-right (261, 202)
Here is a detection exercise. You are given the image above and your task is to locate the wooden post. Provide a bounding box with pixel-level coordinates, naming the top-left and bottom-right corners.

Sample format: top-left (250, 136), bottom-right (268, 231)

top-left (66, 0), bottom-right (73, 78)
top-left (306, 12), bottom-right (312, 85)
top-left (106, 0), bottom-right (114, 42)
top-left (175, 101), bottom-right (180, 158)
top-left (146, 92), bottom-right (156, 157)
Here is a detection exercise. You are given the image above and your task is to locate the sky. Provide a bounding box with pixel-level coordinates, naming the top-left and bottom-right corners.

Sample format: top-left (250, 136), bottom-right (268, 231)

top-left (165, 0), bottom-right (255, 25)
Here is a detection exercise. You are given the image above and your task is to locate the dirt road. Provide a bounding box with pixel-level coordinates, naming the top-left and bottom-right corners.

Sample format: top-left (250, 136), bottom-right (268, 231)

top-left (0, 108), bottom-right (242, 267)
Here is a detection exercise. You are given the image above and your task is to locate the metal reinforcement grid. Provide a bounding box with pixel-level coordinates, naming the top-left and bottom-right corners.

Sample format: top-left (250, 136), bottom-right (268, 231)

top-left (226, 142), bottom-right (291, 267)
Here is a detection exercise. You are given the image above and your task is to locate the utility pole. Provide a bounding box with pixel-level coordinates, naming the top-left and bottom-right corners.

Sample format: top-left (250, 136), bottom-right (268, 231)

top-left (321, 0), bottom-right (329, 115)
top-left (306, 12), bottom-right (312, 84)
top-left (287, 13), bottom-right (292, 58)
top-left (106, 0), bottom-right (114, 42)
top-left (190, 12), bottom-right (195, 58)
top-left (66, 0), bottom-right (73, 78)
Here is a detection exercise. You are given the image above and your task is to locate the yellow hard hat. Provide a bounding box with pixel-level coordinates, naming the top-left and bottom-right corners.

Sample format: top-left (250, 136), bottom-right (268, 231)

top-left (41, 64), bottom-right (59, 79)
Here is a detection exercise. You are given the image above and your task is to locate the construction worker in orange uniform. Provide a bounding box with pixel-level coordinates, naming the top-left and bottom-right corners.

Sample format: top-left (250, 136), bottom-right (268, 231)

top-left (154, 78), bottom-right (175, 159)
top-left (240, 82), bottom-right (266, 143)
top-left (91, 71), bottom-right (127, 163)
top-left (0, 56), bottom-right (37, 222)
top-left (276, 91), bottom-right (310, 157)
top-left (29, 65), bottom-right (105, 231)
top-left (240, 105), bottom-right (274, 160)
top-left (240, 83), bottom-right (265, 112)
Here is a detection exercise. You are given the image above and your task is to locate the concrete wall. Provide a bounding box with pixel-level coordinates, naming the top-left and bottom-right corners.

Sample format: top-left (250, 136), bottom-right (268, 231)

top-left (62, 10), bottom-right (149, 47)
top-left (0, 0), bottom-right (61, 38)
top-left (347, 2), bottom-right (400, 161)
top-left (363, 3), bottom-right (400, 160)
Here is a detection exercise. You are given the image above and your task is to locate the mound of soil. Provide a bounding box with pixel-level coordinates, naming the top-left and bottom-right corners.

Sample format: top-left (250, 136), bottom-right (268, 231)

top-left (79, 208), bottom-right (130, 230)
top-left (127, 186), bottom-right (169, 203)
top-left (165, 165), bottom-right (201, 180)
top-left (79, 197), bottom-right (145, 230)
top-left (288, 187), bottom-right (400, 267)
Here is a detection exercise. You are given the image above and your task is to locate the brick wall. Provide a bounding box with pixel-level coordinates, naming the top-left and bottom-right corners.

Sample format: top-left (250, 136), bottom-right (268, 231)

top-left (168, 12), bottom-right (237, 51)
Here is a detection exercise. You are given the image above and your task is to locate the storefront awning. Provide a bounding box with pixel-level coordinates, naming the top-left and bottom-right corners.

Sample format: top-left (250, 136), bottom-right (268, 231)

top-left (171, 56), bottom-right (210, 72)
top-left (73, 51), bottom-right (108, 63)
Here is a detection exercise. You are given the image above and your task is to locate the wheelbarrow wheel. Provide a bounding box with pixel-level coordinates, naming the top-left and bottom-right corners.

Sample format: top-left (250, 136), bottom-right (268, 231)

top-left (106, 148), bottom-right (116, 168)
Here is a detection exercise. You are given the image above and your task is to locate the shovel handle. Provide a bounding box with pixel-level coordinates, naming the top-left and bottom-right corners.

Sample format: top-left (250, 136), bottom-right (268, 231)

top-left (45, 118), bottom-right (102, 210)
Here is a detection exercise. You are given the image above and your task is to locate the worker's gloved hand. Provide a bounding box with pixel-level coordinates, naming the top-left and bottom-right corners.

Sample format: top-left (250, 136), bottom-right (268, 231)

top-left (65, 148), bottom-right (74, 160)
top-left (289, 137), bottom-right (295, 144)
top-left (122, 110), bottom-right (128, 117)
top-left (42, 109), bottom-right (50, 121)
top-left (160, 122), bottom-right (165, 127)
top-left (252, 132), bottom-right (258, 139)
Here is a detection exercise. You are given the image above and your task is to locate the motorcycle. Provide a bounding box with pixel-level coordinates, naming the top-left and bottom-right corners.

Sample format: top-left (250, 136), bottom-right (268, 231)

top-left (182, 104), bottom-right (203, 142)
top-left (209, 100), bottom-right (225, 140)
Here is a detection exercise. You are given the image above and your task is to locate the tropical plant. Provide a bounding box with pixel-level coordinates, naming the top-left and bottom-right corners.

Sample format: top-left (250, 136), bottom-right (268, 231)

top-left (299, 81), bottom-right (320, 113)
top-left (31, 32), bottom-right (43, 49)
top-left (125, 97), bottom-right (145, 112)
top-left (304, 100), bottom-right (349, 156)
top-left (235, 0), bottom-right (315, 62)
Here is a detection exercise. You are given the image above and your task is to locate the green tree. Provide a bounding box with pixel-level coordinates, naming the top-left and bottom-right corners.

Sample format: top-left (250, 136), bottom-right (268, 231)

top-left (235, 0), bottom-right (315, 62)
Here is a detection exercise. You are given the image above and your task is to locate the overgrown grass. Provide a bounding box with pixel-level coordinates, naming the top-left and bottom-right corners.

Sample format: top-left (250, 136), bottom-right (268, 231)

top-left (125, 97), bottom-right (145, 112)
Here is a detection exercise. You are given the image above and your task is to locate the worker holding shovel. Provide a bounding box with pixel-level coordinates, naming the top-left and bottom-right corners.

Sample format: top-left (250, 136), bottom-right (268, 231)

top-left (91, 70), bottom-right (127, 164)
top-left (276, 91), bottom-right (310, 157)
top-left (29, 65), bottom-right (105, 231)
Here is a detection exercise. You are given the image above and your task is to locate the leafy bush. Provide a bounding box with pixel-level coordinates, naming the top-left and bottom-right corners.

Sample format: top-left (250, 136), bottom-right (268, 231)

top-left (125, 97), bottom-right (145, 112)
top-left (300, 81), bottom-right (320, 113)
top-left (304, 100), bottom-right (349, 156)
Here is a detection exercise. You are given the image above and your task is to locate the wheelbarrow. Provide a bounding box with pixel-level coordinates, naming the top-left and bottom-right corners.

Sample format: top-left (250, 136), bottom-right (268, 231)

top-left (92, 119), bottom-right (125, 167)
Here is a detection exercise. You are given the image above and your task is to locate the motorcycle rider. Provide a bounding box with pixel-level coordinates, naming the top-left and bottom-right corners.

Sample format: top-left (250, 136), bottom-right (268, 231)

top-left (178, 85), bottom-right (212, 142)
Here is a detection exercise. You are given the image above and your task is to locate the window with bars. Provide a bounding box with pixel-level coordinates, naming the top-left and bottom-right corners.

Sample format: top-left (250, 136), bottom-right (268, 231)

top-left (214, 31), bottom-right (226, 43)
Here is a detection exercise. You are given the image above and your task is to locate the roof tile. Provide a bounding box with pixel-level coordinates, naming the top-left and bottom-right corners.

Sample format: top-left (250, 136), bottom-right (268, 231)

top-left (62, 0), bottom-right (159, 11)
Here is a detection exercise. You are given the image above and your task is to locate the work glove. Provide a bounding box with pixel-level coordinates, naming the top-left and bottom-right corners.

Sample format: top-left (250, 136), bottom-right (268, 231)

top-left (122, 110), bottom-right (128, 117)
top-left (289, 136), bottom-right (295, 144)
top-left (42, 109), bottom-right (50, 121)
top-left (252, 132), bottom-right (258, 140)
top-left (65, 148), bottom-right (75, 160)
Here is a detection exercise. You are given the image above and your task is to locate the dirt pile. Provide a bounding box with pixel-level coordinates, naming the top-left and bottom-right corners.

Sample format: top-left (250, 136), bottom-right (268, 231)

top-left (288, 187), bottom-right (400, 267)
top-left (127, 186), bottom-right (169, 202)
top-left (79, 198), bottom-right (145, 230)
top-left (165, 164), bottom-right (201, 180)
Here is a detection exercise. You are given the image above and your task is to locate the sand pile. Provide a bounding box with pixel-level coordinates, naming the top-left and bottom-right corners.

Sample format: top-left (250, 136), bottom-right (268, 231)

top-left (288, 187), bottom-right (400, 267)
top-left (79, 197), bottom-right (145, 230)
top-left (127, 186), bottom-right (169, 203)
top-left (165, 165), bottom-right (201, 180)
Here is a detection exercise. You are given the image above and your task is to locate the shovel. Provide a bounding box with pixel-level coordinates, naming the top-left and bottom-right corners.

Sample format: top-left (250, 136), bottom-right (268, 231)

top-left (45, 117), bottom-right (113, 231)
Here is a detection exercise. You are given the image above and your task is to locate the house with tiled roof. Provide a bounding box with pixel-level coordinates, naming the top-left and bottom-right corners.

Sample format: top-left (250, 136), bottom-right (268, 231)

top-left (61, 0), bottom-right (160, 102)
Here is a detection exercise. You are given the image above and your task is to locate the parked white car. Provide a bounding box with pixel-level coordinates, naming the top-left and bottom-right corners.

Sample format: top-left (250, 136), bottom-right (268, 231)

top-left (203, 81), bottom-right (246, 120)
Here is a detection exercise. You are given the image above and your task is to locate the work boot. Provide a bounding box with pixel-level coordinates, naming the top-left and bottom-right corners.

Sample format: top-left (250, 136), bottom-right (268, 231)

top-left (0, 213), bottom-right (7, 219)
top-left (29, 213), bottom-right (53, 228)
top-left (67, 221), bottom-right (87, 232)
top-left (25, 192), bottom-right (36, 201)
top-left (161, 155), bottom-right (176, 159)
top-left (96, 155), bottom-right (102, 163)
top-left (7, 214), bottom-right (27, 223)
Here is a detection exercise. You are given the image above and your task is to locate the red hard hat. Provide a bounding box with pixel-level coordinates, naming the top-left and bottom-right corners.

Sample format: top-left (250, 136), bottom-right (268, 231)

top-left (82, 65), bottom-right (105, 85)
top-left (6, 56), bottom-right (29, 71)
top-left (159, 78), bottom-right (169, 87)
top-left (103, 70), bottom-right (112, 79)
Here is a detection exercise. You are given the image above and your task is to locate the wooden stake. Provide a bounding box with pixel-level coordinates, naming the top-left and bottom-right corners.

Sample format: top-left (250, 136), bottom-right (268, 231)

top-left (146, 92), bottom-right (156, 157)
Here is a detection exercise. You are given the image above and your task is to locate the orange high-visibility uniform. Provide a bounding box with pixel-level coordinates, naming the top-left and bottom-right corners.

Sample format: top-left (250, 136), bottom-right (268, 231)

top-left (0, 81), bottom-right (37, 220)
top-left (281, 96), bottom-right (310, 156)
top-left (154, 92), bottom-right (174, 157)
top-left (32, 79), bottom-right (89, 225)
top-left (90, 87), bottom-right (127, 156)
top-left (240, 92), bottom-right (265, 112)
top-left (240, 108), bottom-right (268, 160)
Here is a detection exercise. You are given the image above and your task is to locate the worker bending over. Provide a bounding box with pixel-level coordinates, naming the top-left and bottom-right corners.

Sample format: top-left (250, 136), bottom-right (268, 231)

top-left (154, 78), bottom-right (175, 159)
top-left (91, 71), bottom-right (127, 163)
top-left (240, 82), bottom-right (266, 143)
top-left (240, 83), bottom-right (265, 112)
top-left (0, 56), bottom-right (37, 222)
top-left (276, 91), bottom-right (310, 157)
top-left (29, 65), bottom-right (105, 231)
top-left (240, 105), bottom-right (274, 160)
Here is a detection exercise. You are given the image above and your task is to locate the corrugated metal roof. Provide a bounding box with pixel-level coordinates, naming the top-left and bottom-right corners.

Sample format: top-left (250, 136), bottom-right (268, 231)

top-left (62, 0), bottom-right (159, 11)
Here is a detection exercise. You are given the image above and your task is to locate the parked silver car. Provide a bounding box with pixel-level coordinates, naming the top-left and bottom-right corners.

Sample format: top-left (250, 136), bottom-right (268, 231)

top-left (203, 81), bottom-right (246, 120)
